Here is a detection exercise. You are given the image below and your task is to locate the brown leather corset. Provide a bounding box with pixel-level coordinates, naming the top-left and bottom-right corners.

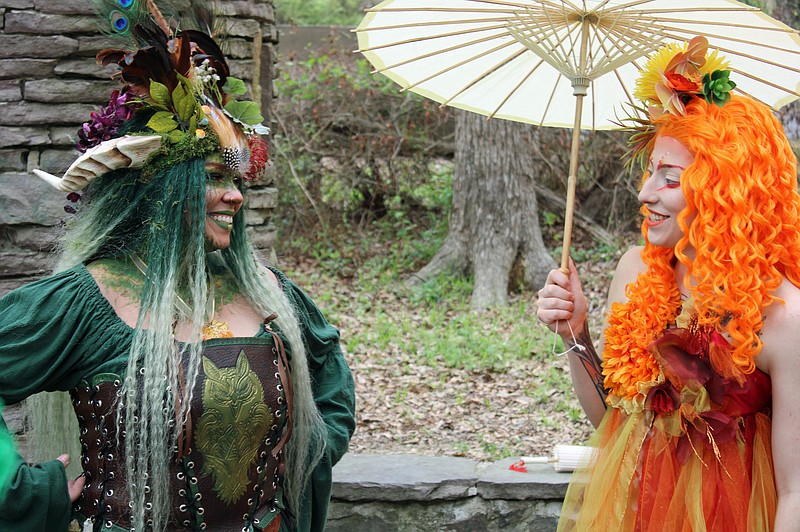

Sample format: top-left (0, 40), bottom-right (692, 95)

top-left (70, 337), bottom-right (291, 531)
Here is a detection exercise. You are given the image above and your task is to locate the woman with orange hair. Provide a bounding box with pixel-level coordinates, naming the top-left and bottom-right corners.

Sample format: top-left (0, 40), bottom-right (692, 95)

top-left (537, 36), bottom-right (800, 531)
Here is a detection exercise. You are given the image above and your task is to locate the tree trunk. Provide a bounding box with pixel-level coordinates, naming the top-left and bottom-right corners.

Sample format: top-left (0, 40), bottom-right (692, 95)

top-left (410, 110), bottom-right (556, 310)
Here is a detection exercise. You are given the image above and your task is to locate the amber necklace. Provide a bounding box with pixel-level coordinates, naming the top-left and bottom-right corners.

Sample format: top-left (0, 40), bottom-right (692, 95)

top-left (130, 253), bottom-right (234, 340)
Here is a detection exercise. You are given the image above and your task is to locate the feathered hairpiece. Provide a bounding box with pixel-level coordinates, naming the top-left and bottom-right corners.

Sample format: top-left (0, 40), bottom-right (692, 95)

top-left (34, 0), bottom-right (270, 191)
top-left (617, 36), bottom-right (736, 170)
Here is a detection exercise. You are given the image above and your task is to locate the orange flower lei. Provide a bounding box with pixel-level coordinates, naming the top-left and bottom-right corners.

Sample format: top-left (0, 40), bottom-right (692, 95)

top-left (602, 283), bottom-right (684, 414)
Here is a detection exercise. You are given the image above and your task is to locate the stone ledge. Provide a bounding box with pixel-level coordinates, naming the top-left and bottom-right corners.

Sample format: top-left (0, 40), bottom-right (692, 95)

top-left (329, 454), bottom-right (569, 531)
top-left (332, 454), bottom-right (570, 502)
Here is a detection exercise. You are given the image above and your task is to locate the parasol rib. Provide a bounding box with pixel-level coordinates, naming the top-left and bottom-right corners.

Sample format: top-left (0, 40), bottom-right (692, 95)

top-left (440, 48), bottom-right (530, 106)
top-left (358, 23), bottom-right (511, 54)
top-left (661, 29), bottom-right (800, 55)
top-left (727, 68), bottom-right (800, 98)
top-left (538, 73), bottom-right (566, 128)
top-left (354, 16), bottom-right (531, 33)
top-left (601, 0), bottom-right (751, 14)
top-left (365, 27), bottom-right (522, 74)
top-left (643, 17), bottom-right (797, 32)
top-left (488, 57), bottom-right (548, 118)
top-left (398, 37), bottom-right (521, 93)
top-left (364, 7), bottom-right (525, 15)
top-left (726, 86), bottom-right (772, 109)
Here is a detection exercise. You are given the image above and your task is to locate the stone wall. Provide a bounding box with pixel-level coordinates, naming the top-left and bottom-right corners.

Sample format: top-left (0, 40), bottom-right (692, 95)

top-left (0, 0), bottom-right (279, 294)
top-left (328, 454), bottom-right (568, 531)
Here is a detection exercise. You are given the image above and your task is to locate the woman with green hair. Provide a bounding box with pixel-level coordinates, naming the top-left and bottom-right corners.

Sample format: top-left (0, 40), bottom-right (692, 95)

top-left (0, 5), bottom-right (355, 532)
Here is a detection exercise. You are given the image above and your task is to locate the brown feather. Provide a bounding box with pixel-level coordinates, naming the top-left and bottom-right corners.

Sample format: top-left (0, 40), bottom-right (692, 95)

top-left (144, 0), bottom-right (171, 35)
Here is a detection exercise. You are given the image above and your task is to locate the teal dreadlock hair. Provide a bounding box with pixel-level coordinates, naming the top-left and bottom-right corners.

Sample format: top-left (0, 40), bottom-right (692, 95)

top-left (29, 154), bottom-right (326, 530)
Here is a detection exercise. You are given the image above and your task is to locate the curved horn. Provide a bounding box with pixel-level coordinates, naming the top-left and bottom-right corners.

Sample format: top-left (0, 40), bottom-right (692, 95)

top-left (33, 135), bottom-right (162, 192)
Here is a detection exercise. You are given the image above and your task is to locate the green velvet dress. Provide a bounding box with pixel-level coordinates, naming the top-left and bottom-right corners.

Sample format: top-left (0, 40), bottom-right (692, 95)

top-left (0, 265), bottom-right (356, 532)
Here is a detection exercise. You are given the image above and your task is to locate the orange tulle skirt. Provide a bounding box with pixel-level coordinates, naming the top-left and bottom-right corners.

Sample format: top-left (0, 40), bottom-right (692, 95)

top-left (558, 405), bottom-right (776, 531)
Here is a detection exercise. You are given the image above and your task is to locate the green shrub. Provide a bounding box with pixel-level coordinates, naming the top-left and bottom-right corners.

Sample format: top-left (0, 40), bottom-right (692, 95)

top-left (273, 52), bottom-right (454, 235)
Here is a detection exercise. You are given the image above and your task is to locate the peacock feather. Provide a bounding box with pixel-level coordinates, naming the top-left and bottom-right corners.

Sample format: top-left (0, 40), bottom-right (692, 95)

top-left (92, 0), bottom-right (222, 48)
top-left (92, 0), bottom-right (162, 44)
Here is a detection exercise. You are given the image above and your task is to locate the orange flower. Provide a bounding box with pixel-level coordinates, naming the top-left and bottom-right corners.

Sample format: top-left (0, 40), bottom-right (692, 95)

top-left (664, 72), bottom-right (698, 92)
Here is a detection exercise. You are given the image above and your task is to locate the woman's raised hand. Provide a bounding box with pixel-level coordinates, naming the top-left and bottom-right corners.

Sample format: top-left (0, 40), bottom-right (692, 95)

top-left (536, 260), bottom-right (588, 337)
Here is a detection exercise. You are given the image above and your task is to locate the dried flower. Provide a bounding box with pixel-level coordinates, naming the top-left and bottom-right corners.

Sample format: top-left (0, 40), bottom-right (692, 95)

top-left (76, 87), bottom-right (141, 153)
top-left (244, 135), bottom-right (269, 182)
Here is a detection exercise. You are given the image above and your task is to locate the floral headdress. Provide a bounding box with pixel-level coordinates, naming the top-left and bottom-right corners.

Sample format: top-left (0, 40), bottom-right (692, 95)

top-left (34, 0), bottom-right (270, 192)
top-left (621, 36), bottom-right (736, 170)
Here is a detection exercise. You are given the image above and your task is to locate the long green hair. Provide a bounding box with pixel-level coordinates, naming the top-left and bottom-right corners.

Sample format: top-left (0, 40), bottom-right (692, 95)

top-left (28, 156), bottom-right (326, 529)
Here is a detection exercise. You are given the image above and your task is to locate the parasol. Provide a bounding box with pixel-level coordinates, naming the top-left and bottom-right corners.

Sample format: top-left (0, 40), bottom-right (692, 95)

top-left (355, 0), bottom-right (800, 270)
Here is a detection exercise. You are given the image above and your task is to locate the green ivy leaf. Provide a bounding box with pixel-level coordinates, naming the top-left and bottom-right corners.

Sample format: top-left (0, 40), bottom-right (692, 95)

top-left (147, 111), bottom-right (178, 133)
top-left (172, 82), bottom-right (197, 122)
top-left (223, 77), bottom-right (247, 96)
top-left (149, 81), bottom-right (172, 110)
top-left (224, 100), bottom-right (264, 125)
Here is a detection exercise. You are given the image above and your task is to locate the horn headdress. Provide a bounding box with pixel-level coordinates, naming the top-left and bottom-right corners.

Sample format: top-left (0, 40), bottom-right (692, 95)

top-left (34, 0), bottom-right (269, 191)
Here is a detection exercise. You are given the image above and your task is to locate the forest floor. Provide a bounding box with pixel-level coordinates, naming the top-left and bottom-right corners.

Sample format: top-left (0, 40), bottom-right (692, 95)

top-left (278, 226), bottom-right (635, 463)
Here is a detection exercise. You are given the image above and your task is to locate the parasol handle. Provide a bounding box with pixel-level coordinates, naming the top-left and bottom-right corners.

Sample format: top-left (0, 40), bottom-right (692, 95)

top-left (559, 91), bottom-right (586, 274)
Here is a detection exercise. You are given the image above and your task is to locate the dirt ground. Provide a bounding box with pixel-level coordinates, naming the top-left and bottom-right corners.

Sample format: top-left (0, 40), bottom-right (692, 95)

top-left (280, 250), bottom-right (619, 462)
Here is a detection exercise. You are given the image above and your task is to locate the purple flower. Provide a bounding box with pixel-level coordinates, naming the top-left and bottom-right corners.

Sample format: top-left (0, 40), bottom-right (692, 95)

top-left (76, 87), bottom-right (141, 153)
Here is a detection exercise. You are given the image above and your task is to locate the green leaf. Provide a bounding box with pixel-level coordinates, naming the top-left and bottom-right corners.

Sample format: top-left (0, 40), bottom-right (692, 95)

top-left (223, 77), bottom-right (247, 96)
top-left (149, 81), bottom-right (172, 110)
top-left (224, 100), bottom-right (264, 125)
top-left (172, 82), bottom-right (196, 122)
top-left (166, 129), bottom-right (186, 143)
top-left (147, 111), bottom-right (178, 133)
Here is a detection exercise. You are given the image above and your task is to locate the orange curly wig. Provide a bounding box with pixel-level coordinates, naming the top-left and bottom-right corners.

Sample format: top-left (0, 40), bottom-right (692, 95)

top-left (603, 95), bottom-right (800, 404)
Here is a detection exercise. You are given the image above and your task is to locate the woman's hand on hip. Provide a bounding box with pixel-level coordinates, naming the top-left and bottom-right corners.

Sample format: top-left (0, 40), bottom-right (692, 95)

top-left (57, 454), bottom-right (86, 502)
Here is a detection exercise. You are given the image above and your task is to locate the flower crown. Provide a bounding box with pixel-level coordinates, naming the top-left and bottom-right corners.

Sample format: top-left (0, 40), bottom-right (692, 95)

top-left (86, 25), bottom-right (270, 183)
top-left (621, 36), bottom-right (736, 170)
top-left (34, 1), bottom-right (270, 195)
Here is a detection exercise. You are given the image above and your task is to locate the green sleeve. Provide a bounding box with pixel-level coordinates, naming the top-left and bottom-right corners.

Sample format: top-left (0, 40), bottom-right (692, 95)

top-left (0, 266), bottom-right (131, 531)
top-left (0, 415), bottom-right (71, 531)
top-left (277, 273), bottom-right (356, 532)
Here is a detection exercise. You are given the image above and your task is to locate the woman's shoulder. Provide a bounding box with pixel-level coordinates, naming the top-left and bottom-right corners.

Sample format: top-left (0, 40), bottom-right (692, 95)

top-left (86, 258), bottom-right (145, 299)
top-left (757, 277), bottom-right (800, 373)
top-left (1, 263), bottom-right (96, 306)
top-left (85, 258), bottom-right (146, 327)
top-left (605, 246), bottom-right (647, 306)
top-left (616, 246), bottom-right (646, 271)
